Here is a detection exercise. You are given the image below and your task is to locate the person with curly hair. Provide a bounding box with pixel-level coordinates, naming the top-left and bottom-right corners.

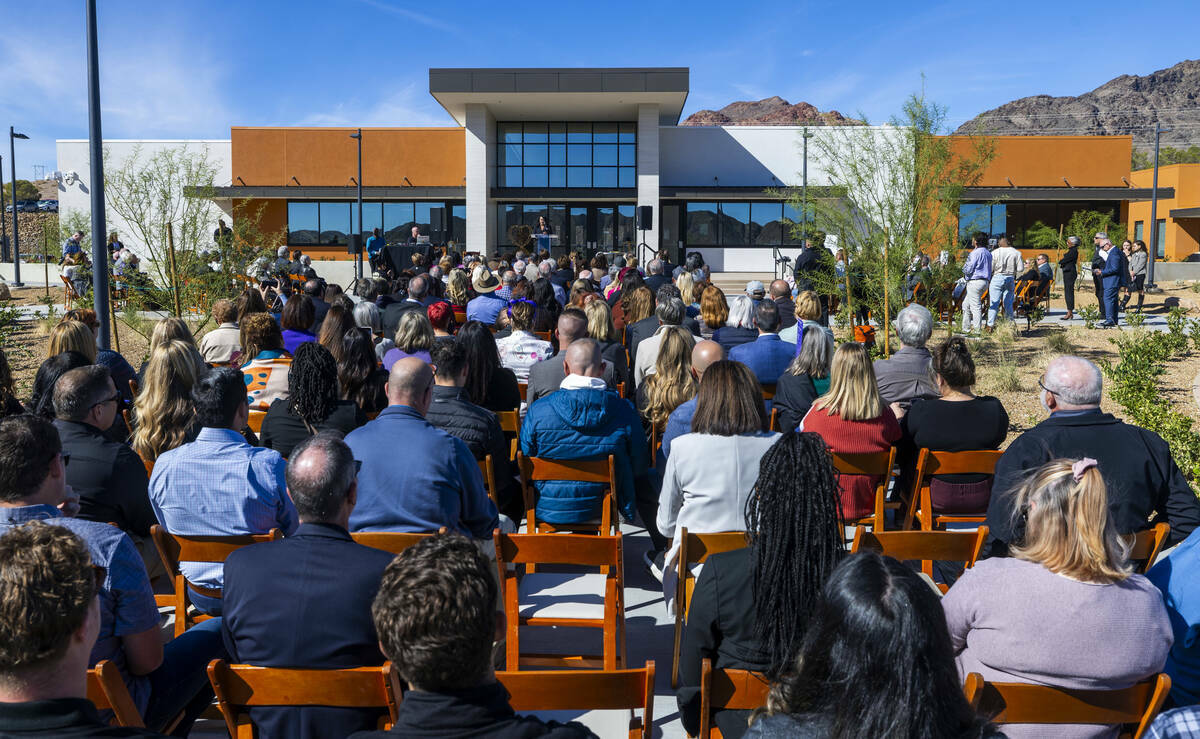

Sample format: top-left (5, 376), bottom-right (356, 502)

top-left (261, 342), bottom-right (365, 459)
top-left (131, 340), bottom-right (208, 461)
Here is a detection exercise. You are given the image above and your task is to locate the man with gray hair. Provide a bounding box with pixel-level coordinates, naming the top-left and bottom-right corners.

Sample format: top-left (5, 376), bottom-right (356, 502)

top-left (644, 258), bottom-right (668, 293)
top-left (496, 270), bottom-right (517, 302)
top-left (221, 432), bottom-right (394, 738)
top-left (539, 259), bottom-right (566, 305)
top-left (982, 355), bottom-right (1200, 558)
top-left (633, 294), bottom-right (699, 387)
top-left (871, 303), bottom-right (939, 406)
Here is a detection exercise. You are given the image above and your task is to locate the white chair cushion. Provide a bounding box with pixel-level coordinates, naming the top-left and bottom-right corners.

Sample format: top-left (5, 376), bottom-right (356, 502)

top-left (518, 573), bottom-right (607, 620)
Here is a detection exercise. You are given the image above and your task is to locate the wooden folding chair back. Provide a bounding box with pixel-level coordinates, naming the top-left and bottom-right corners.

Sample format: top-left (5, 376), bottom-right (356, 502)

top-left (152, 525), bottom-right (282, 638)
top-left (518, 453), bottom-right (618, 535)
top-left (88, 660), bottom-right (146, 728)
top-left (831, 448), bottom-right (898, 531)
top-left (453, 310), bottom-right (467, 326)
top-left (497, 410), bottom-right (520, 462)
top-left (760, 383), bottom-right (776, 401)
top-left (518, 382), bottom-right (528, 402)
top-left (478, 454), bottom-right (498, 505)
top-left (494, 531), bottom-right (625, 671)
top-left (905, 448), bottom-right (1002, 530)
top-left (1125, 523), bottom-right (1170, 574)
top-left (851, 525), bottom-right (988, 594)
top-left (350, 529), bottom-right (443, 555)
top-left (533, 330), bottom-right (552, 342)
top-left (963, 672), bottom-right (1170, 739)
top-left (61, 275), bottom-right (81, 310)
top-left (497, 663), bottom-right (655, 739)
top-left (246, 409), bottom-right (267, 434)
top-left (698, 659), bottom-right (771, 739)
top-left (208, 660), bottom-right (399, 739)
top-left (671, 529), bottom-right (748, 688)
top-left (768, 407), bottom-right (779, 432)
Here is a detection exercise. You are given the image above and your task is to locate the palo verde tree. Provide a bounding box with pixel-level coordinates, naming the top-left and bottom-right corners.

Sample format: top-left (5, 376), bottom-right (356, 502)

top-left (784, 88), bottom-right (995, 346)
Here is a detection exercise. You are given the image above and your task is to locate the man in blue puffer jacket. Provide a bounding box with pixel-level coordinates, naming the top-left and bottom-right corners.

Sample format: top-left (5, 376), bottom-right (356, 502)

top-left (520, 339), bottom-right (659, 544)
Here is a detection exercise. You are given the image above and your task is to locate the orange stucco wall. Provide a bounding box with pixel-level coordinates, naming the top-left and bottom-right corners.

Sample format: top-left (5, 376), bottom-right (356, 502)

top-left (948, 135), bottom-right (1132, 187)
top-left (1128, 163), bottom-right (1200, 262)
top-left (231, 127), bottom-right (465, 187)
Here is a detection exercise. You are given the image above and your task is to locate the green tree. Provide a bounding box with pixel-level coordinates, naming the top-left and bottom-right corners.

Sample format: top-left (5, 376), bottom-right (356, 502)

top-left (1131, 145), bottom-right (1200, 170)
top-left (2, 179), bottom-right (39, 202)
top-left (1064, 209), bottom-right (1126, 262)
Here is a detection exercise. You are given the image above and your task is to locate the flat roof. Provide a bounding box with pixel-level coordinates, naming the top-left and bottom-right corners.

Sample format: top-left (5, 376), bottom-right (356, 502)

top-left (962, 186), bottom-right (1175, 201)
top-left (429, 67), bottom-right (689, 126)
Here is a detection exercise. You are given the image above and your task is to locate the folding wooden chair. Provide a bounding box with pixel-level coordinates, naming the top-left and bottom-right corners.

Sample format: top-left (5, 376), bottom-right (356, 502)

top-left (671, 529), bottom-right (748, 688)
top-left (350, 529), bottom-right (442, 555)
top-left (208, 660), bottom-right (399, 738)
top-left (518, 382), bottom-right (528, 402)
top-left (496, 663), bottom-right (655, 739)
top-left (494, 531), bottom-right (626, 671)
top-left (832, 448), bottom-right (898, 532)
top-left (497, 410), bottom-right (520, 462)
top-left (453, 310), bottom-right (467, 326)
top-left (61, 275), bottom-right (81, 311)
top-left (517, 453), bottom-right (619, 535)
top-left (768, 407), bottom-right (779, 432)
top-left (246, 409), bottom-right (267, 434)
top-left (850, 525), bottom-right (988, 594)
top-left (478, 454), bottom-right (498, 506)
top-left (760, 383), bottom-right (776, 401)
top-left (533, 330), bottom-right (552, 342)
top-left (963, 672), bottom-right (1171, 739)
top-left (1125, 523), bottom-right (1170, 574)
top-left (698, 659), bottom-right (771, 739)
top-left (152, 526), bottom-right (282, 638)
top-left (87, 659), bottom-right (187, 731)
top-left (904, 449), bottom-right (1003, 531)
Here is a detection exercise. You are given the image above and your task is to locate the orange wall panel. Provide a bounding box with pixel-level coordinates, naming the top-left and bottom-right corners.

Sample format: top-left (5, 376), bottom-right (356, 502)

top-left (947, 135), bottom-right (1132, 188)
top-left (1126, 164), bottom-right (1200, 261)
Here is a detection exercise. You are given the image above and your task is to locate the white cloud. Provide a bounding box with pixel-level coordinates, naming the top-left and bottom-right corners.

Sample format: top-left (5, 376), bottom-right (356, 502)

top-left (355, 0), bottom-right (457, 33)
top-left (297, 82), bottom-right (451, 127)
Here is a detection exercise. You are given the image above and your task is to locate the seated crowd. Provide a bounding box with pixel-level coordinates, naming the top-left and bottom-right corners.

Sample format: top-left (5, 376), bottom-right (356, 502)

top-left (1, 246), bottom-right (1200, 739)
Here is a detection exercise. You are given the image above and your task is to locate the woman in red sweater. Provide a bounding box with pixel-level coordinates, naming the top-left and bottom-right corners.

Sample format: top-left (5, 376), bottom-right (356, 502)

top-left (801, 342), bottom-right (901, 519)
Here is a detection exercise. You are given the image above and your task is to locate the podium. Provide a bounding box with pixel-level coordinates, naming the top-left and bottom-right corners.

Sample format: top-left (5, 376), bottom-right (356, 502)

top-left (382, 244), bottom-right (433, 275)
top-left (534, 234), bottom-right (560, 255)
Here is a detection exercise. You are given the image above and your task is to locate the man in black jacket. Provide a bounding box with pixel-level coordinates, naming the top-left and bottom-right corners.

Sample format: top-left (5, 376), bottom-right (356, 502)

top-left (983, 355), bottom-right (1200, 558)
top-left (51, 366), bottom-right (159, 576)
top-left (425, 340), bottom-right (519, 519)
top-left (303, 278), bottom-right (329, 331)
top-left (381, 274), bottom-right (429, 337)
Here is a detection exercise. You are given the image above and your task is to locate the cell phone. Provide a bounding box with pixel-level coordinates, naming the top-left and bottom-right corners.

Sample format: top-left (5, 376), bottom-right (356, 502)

top-left (261, 279), bottom-right (278, 288)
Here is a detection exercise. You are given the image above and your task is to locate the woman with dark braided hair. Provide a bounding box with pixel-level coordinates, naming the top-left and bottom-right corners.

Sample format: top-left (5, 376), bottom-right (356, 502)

top-left (677, 431), bottom-right (845, 739)
top-left (260, 342), bottom-right (364, 458)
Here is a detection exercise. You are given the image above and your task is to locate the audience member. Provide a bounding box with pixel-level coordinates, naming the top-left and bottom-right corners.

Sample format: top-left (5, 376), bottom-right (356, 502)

top-left (644, 258), bottom-right (669, 293)
top-left (235, 287), bottom-right (270, 325)
top-left (0, 416), bottom-right (222, 734)
top-left (582, 298), bottom-right (630, 388)
top-left (872, 303), bottom-right (939, 406)
top-left (351, 534), bottom-right (595, 738)
top-left (611, 272), bottom-right (648, 334)
top-left (944, 459), bottom-right (1172, 738)
top-left (746, 552), bottom-right (999, 739)
top-left (29, 351), bottom-right (91, 419)
top-left (894, 337), bottom-right (1007, 516)
top-left (531, 277), bottom-right (564, 327)
top-left (239, 313), bottom-right (292, 411)
top-left (149, 368), bottom-right (299, 615)
top-left (459, 321), bottom-right (522, 413)
top-left (772, 327), bottom-right (831, 432)
top-left (961, 232), bottom-right (992, 335)
top-left (778, 289), bottom-right (834, 352)
top-left (131, 340), bottom-right (207, 462)
top-left (48, 319), bottom-right (98, 363)
top-left (769, 279), bottom-right (797, 330)
top-left (633, 296), bottom-right (697, 388)
top-left (338, 328), bottom-right (388, 415)
top-left (637, 327), bottom-right (697, 435)
top-left (728, 301), bottom-right (795, 384)
top-left (0, 348), bottom-right (25, 417)
top-left (0, 522), bottom-right (167, 737)
top-left (520, 340), bottom-right (656, 545)
top-left (678, 432), bottom-right (844, 738)
top-left (346, 358), bottom-right (498, 537)
top-left (381, 275), bottom-right (428, 337)
top-left (222, 433), bottom-right (394, 739)
top-left (657, 360), bottom-right (777, 593)
top-left (661, 340), bottom-right (724, 459)
top-left (527, 310), bottom-right (615, 403)
top-left (316, 303), bottom-right (357, 363)
top-left (280, 294), bottom-right (318, 355)
top-left (697, 285), bottom-right (729, 340)
top-left (382, 311), bottom-right (434, 371)
top-left (198, 299), bottom-right (241, 364)
top-left (303, 279), bottom-right (330, 330)
top-left (261, 343), bottom-right (365, 459)
top-left (495, 300), bottom-right (553, 382)
top-left (1148, 527), bottom-right (1200, 706)
top-left (466, 268), bottom-right (506, 326)
top-left (61, 310), bottom-right (139, 404)
top-left (801, 343), bottom-right (901, 520)
top-left (744, 279), bottom-right (766, 304)
top-left (427, 301), bottom-right (456, 341)
top-left (352, 300), bottom-right (394, 363)
top-left (712, 295), bottom-right (758, 355)
top-left (445, 269), bottom-right (471, 310)
top-left (984, 355), bottom-right (1200, 557)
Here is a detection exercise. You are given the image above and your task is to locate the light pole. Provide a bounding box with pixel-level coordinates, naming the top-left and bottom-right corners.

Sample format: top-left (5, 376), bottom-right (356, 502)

top-left (801, 127), bottom-right (812, 248)
top-left (349, 128), bottom-right (363, 283)
top-left (86, 0), bottom-right (111, 349)
top-left (1146, 124), bottom-right (1170, 290)
top-left (0, 153), bottom-right (7, 263)
top-left (9, 128), bottom-right (29, 286)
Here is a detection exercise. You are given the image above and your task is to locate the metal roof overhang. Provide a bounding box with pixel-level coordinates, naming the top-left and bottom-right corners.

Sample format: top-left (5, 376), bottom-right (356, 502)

top-left (1169, 206), bottom-right (1200, 219)
top-left (189, 186), bottom-right (466, 200)
top-left (961, 186), bottom-right (1175, 201)
top-left (659, 185), bottom-right (845, 200)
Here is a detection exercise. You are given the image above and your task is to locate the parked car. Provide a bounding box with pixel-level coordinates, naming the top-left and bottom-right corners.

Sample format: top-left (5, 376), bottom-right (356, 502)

top-left (37, 200), bottom-right (58, 212)
top-left (16, 200), bottom-right (39, 212)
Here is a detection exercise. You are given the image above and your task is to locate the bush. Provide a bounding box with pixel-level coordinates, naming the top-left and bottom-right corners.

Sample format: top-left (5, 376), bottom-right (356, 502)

top-left (1078, 305), bottom-right (1101, 329)
top-left (1045, 330), bottom-right (1073, 354)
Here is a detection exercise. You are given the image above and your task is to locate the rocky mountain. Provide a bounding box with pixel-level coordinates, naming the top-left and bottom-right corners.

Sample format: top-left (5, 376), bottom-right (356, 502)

top-left (682, 96), bottom-right (863, 127)
top-left (955, 59), bottom-right (1200, 152)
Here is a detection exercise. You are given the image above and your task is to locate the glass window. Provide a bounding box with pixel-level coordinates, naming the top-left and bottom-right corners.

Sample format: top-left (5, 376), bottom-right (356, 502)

top-left (782, 202), bottom-right (804, 245)
top-left (617, 205), bottom-right (637, 248)
top-left (567, 167), bottom-right (592, 188)
top-left (1156, 219), bottom-right (1166, 258)
top-left (661, 204), bottom-right (679, 249)
top-left (567, 144), bottom-right (592, 166)
top-left (751, 202), bottom-right (783, 246)
top-left (522, 204), bottom-right (549, 233)
top-left (570, 207), bottom-right (588, 246)
top-left (593, 144), bottom-right (618, 166)
top-left (593, 168), bottom-right (618, 188)
top-left (287, 202), bottom-right (319, 245)
top-left (549, 168), bottom-right (567, 188)
top-left (499, 143), bottom-right (522, 166)
top-left (958, 203), bottom-right (990, 245)
top-left (549, 144), bottom-right (566, 166)
top-left (618, 122), bottom-right (636, 143)
top-left (523, 167), bottom-right (548, 187)
top-left (619, 144), bottom-right (636, 166)
top-left (500, 122), bottom-right (523, 144)
top-left (618, 168), bottom-right (635, 189)
top-left (548, 123), bottom-right (567, 143)
top-left (594, 122), bottom-right (618, 143)
top-left (686, 203), bottom-right (718, 246)
top-left (720, 202), bottom-right (750, 246)
top-left (548, 205), bottom-right (568, 245)
top-left (523, 122), bottom-right (548, 143)
top-left (991, 204), bottom-right (1008, 241)
top-left (414, 202), bottom-right (438, 237)
top-left (383, 202), bottom-right (415, 245)
top-left (1134, 221), bottom-right (1144, 241)
top-left (319, 202), bottom-right (350, 245)
top-left (568, 122), bottom-right (592, 143)
top-left (500, 204), bottom-right (523, 246)
top-left (501, 167), bottom-right (522, 187)
top-left (498, 122), bottom-right (636, 189)
top-left (596, 207), bottom-right (615, 249)
top-left (450, 204), bottom-right (466, 245)
top-left (523, 144), bottom-right (548, 166)
top-left (351, 201), bottom-right (383, 237)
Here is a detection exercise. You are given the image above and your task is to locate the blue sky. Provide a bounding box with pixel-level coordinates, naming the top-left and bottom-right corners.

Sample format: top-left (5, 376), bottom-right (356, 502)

top-left (2, 0), bottom-right (1197, 181)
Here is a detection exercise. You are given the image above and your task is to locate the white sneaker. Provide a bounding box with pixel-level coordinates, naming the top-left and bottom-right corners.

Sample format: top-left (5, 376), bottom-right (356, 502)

top-left (642, 550), bottom-right (665, 583)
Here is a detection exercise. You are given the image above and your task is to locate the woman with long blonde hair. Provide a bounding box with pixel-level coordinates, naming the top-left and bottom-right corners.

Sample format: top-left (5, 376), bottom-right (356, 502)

top-left (446, 269), bottom-right (471, 309)
top-left (801, 342), bottom-right (900, 520)
top-left (48, 320), bottom-right (98, 362)
top-left (584, 299), bottom-right (629, 385)
top-left (131, 340), bottom-right (207, 460)
top-left (638, 326), bottom-right (696, 431)
top-left (148, 317), bottom-right (197, 354)
top-left (942, 458), bottom-right (1171, 739)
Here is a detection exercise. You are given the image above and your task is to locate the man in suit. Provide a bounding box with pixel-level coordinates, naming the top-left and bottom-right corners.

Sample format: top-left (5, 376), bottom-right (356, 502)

top-left (728, 301), bottom-right (796, 384)
top-left (1091, 232), bottom-right (1110, 313)
top-left (381, 274), bottom-right (430, 337)
top-left (222, 432), bottom-right (395, 739)
top-left (770, 279), bottom-right (797, 330)
top-left (643, 259), bottom-right (670, 293)
top-left (302, 278), bottom-right (329, 332)
top-left (1100, 236), bottom-right (1129, 327)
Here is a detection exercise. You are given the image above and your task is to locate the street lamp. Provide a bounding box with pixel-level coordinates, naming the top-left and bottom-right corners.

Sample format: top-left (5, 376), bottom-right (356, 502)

top-left (9, 127), bottom-right (29, 287)
top-left (349, 129), bottom-right (363, 283)
top-left (1146, 124), bottom-right (1170, 289)
top-left (0, 153), bottom-right (8, 263)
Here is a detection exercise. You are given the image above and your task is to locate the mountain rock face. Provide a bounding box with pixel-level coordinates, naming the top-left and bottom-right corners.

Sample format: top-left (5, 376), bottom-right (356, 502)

top-left (682, 96), bottom-right (863, 127)
top-left (955, 59), bottom-right (1200, 151)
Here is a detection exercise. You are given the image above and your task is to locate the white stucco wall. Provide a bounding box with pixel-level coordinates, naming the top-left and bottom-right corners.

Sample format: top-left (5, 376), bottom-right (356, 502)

top-left (54, 139), bottom-right (231, 258)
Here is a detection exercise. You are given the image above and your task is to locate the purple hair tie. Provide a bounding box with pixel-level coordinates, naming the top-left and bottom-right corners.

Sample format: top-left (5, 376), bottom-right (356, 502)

top-left (1072, 457), bottom-right (1099, 482)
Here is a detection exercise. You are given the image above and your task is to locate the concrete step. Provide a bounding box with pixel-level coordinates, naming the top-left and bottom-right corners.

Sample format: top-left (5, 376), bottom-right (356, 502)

top-left (710, 271), bottom-right (778, 295)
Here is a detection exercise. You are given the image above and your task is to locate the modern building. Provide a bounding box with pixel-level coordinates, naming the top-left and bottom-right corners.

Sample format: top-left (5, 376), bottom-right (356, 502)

top-left (1127, 163), bottom-right (1200, 262)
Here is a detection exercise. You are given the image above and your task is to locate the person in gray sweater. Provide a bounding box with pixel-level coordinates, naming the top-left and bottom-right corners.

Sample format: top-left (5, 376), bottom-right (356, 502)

top-left (1124, 239), bottom-right (1149, 313)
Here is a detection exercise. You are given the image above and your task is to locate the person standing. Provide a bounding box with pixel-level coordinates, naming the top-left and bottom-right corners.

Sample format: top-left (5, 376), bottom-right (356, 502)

top-left (1100, 236), bottom-right (1129, 328)
top-left (213, 219), bottom-right (233, 251)
top-left (960, 233), bottom-right (992, 335)
top-left (985, 236), bottom-right (1021, 332)
top-left (365, 228), bottom-right (384, 273)
top-left (1058, 235), bottom-right (1079, 321)
top-left (1125, 239), bottom-right (1148, 313)
top-left (1091, 232), bottom-right (1110, 313)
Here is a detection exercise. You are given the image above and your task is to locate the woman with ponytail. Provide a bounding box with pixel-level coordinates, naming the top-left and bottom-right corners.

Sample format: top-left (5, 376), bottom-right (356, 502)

top-left (942, 458), bottom-right (1172, 739)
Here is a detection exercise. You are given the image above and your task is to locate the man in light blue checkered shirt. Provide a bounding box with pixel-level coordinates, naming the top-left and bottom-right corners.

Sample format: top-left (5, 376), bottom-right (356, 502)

top-left (1148, 706), bottom-right (1200, 738)
top-left (149, 368), bottom-right (298, 616)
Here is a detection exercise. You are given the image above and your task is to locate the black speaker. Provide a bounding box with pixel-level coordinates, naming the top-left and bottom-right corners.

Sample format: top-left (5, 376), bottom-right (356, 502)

top-left (636, 205), bottom-right (653, 231)
top-left (347, 234), bottom-right (362, 255)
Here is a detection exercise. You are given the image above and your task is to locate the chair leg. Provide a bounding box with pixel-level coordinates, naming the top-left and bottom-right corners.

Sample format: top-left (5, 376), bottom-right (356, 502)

top-left (671, 608), bottom-right (683, 688)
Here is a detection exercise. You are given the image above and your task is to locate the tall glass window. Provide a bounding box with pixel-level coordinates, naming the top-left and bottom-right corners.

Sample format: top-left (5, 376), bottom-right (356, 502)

top-left (1134, 221), bottom-right (1144, 242)
top-left (617, 205), bottom-right (637, 248)
top-left (318, 202), bottom-right (350, 245)
top-left (1155, 219), bottom-right (1166, 258)
top-left (497, 122), bottom-right (636, 188)
top-left (686, 203), bottom-right (718, 246)
top-left (596, 207), bottom-right (615, 249)
top-left (720, 202), bottom-right (750, 246)
top-left (350, 202), bottom-right (383, 237)
top-left (287, 202), bottom-right (319, 245)
top-left (383, 202), bottom-right (415, 245)
top-left (289, 200), bottom-right (463, 246)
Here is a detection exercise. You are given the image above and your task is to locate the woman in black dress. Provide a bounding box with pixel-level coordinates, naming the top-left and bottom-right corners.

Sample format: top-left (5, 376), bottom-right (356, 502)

top-left (1058, 235), bottom-right (1079, 320)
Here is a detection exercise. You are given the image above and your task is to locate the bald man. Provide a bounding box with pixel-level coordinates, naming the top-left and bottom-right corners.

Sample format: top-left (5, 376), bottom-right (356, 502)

top-left (344, 357), bottom-right (498, 537)
top-left (982, 355), bottom-right (1200, 558)
top-left (520, 338), bottom-right (660, 551)
top-left (769, 279), bottom-right (797, 330)
top-left (660, 340), bottom-right (726, 459)
top-left (526, 309), bottom-right (619, 404)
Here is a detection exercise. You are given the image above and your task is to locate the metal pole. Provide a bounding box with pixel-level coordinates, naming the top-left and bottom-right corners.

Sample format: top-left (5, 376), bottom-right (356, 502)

top-left (9, 129), bottom-right (24, 286)
top-left (356, 128), bottom-right (363, 283)
top-left (0, 153), bottom-right (7, 263)
top-left (1146, 124), bottom-right (1169, 289)
top-left (85, 0), bottom-right (111, 349)
top-left (801, 127), bottom-right (809, 247)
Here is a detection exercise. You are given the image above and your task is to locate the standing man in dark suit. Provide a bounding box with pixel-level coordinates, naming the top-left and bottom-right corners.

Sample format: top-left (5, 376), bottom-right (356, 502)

top-left (221, 432), bottom-right (394, 739)
top-left (1100, 236), bottom-right (1129, 328)
top-left (1090, 233), bottom-right (1109, 315)
top-left (1058, 236), bottom-right (1079, 321)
